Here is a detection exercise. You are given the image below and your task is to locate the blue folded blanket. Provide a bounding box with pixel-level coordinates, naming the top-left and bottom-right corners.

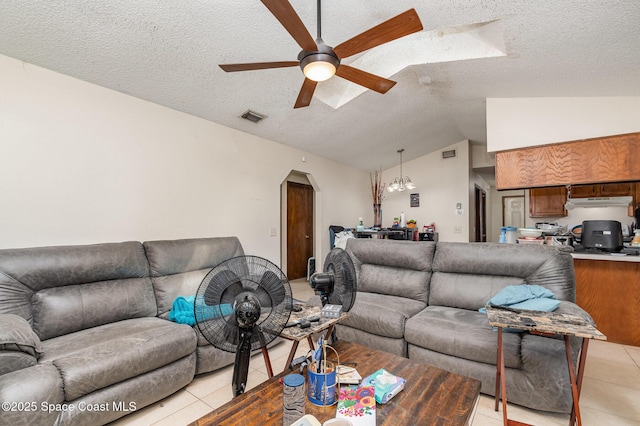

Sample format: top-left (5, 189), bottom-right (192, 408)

top-left (168, 295), bottom-right (234, 326)
top-left (479, 284), bottom-right (560, 333)
top-left (479, 284), bottom-right (560, 314)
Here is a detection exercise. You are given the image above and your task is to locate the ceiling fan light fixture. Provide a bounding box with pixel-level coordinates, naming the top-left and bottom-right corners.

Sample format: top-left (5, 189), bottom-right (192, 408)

top-left (300, 53), bottom-right (339, 82)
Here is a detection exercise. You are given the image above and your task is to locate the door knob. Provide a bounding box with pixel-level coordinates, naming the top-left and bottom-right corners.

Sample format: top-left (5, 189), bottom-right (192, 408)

top-left (305, 235), bottom-right (310, 239)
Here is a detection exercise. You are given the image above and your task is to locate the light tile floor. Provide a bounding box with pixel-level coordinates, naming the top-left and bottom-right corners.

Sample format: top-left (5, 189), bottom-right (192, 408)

top-left (110, 279), bottom-right (640, 425)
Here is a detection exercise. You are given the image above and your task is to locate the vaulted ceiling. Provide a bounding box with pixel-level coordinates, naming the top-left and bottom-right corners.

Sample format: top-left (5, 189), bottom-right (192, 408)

top-left (1, 1), bottom-right (639, 171)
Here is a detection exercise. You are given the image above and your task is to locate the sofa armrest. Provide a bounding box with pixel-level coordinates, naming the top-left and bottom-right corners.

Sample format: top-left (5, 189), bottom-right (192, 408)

top-left (0, 314), bottom-right (43, 376)
top-left (0, 364), bottom-right (64, 425)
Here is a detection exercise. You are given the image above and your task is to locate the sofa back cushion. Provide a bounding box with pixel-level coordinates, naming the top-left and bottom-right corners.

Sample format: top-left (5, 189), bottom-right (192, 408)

top-left (0, 242), bottom-right (155, 340)
top-left (430, 242), bottom-right (576, 310)
top-left (143, 237), bottom-right (245, 317)
top-left (345, 239), bottom-right (434, 303)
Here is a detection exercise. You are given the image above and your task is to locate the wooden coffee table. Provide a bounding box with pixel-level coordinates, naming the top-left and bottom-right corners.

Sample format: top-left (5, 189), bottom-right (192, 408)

top-left (190, 340), bottom-right (481, 426)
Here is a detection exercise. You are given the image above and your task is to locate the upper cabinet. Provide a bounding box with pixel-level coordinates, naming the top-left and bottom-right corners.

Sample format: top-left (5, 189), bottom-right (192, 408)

top-left (495, 132), bottom-right (640, 190)
top-left (600, 182), bottom-right (635, 197)
top-left (569, 184), bottom-right (597, 198)
top-left (529, 187), bottom-right (567, 218)
top-left (571, 182), bottom-right (635, 198)
top-left (530, 182), bottom-right (637, 218)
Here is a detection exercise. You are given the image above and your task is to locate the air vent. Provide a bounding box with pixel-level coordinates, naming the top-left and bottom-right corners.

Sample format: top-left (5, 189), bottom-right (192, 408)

top-left (241, 110), bottom-right (266, 123)
top-left (442, 149), bottom-right (456, 159)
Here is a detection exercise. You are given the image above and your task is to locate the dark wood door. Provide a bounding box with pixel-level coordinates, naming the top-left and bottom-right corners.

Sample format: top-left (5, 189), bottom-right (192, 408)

top-left (474, 185), bottom-right (486, 242)
top-left (287, 182), bottom-right (314, 280)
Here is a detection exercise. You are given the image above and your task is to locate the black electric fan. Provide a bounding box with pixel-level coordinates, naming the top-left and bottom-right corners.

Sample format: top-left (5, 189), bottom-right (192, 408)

top-left (195, 256), bottom-right (293, 396)
top-left (309, 248), bottom-right (357, 311)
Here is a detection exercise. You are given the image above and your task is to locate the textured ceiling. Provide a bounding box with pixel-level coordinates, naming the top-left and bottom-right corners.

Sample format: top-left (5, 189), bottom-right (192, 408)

top-left (1, 1), bottom-right (640, 171)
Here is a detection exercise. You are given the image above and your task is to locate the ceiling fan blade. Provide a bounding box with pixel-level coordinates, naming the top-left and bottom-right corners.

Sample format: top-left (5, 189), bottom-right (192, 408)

top-left (336, 65), bottom-right (396, 94)
top-left (219, 61), bottom-right (299, 72)
top-left (294, 78), bottom-right (318, 109)
top-left (261, 0), bottom-right (317, 52)
top-left (333, 9), bottom-right (423, 59)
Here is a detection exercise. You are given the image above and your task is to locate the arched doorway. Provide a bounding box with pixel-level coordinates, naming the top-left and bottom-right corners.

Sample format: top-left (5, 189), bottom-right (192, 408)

top-left (280, 171), bottom-right (320, 280)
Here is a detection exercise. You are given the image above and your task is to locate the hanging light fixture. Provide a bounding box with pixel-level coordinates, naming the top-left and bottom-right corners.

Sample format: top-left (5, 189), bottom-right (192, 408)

top-left (387, 148), bottom-right (416, 192)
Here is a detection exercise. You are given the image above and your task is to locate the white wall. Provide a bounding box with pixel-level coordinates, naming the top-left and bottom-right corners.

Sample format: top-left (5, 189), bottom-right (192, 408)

top-left (486, 97), bottom-right (640, 152)
top-left (490, 189), bottom-right (526, 242)
top-left (0, 54), bottom-right (370, 265)
top-left (380, 140), bottom-right (471, 242)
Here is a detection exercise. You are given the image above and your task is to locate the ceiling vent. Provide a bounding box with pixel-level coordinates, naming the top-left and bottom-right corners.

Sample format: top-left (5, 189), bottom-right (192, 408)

top-left (241, 110), bottom-right (266, 123)
top-left (442, 149), bottom-right (456, 159)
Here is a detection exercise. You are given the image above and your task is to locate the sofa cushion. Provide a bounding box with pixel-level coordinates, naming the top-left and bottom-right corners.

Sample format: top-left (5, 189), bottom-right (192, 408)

top-left (40, 317), bottom-right (197, 401)
top-left (405, 306), bottom-right (522, 369)
top-left (429, 272), bottom-right (524, 311)
top-left (33, 277), bottom-right (157, 340)
top-left (0, 241), bottom-right (156, 340)
top-left (341, 292), bottom-right (426, 339)
top-left (430, 242), bottom-right (577, 309)
top-left (358, 265), bottom-right (430, 303)
top-left (143, 237), bottom-right (245, 317)
top-left (346, 239), bottom-right (434, 304)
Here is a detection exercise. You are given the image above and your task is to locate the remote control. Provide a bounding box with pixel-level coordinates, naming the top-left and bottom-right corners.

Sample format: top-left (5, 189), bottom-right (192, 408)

top-left (299, 320), bottom-right (311, 329)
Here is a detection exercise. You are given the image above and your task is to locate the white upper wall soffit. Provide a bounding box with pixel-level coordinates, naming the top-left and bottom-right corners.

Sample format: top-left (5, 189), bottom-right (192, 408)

top-left (1, 1), bottom-right (639, 171)
top-left (317, 20), bottom-right (507, 109)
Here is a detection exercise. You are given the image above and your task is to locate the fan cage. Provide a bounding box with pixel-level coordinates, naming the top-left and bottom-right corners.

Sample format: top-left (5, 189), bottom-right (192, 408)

top-left (325, 248), bottom-right (357, 312)
top-left (195, 256), bottom-right (293, 353)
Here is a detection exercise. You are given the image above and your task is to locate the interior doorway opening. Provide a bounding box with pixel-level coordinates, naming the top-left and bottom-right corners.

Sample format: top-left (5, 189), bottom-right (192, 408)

top-left (280, 171), bottom-right (321, 281)
top-left (474, 185), bottom-right (487, 242)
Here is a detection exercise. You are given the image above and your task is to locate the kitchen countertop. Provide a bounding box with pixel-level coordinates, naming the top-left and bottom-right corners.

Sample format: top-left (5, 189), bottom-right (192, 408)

top-left (571, 252), bottom-right (640, 262)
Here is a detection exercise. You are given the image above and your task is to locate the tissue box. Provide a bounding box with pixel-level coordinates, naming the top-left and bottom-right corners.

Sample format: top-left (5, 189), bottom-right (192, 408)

top-left (361, 369), bottom-right (405, 404)
top-left (321, 304), bottom-right (342, 318)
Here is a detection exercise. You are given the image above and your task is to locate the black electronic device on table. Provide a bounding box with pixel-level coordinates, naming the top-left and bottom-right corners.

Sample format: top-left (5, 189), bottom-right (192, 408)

top-left (194, 256), bottom-right (293, 396)
top-left (581, 220), bottom-right (623, 252)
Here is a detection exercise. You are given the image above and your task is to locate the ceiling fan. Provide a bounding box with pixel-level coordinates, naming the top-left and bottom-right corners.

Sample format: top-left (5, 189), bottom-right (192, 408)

top-left (219, 0), bottom-right (423, 108)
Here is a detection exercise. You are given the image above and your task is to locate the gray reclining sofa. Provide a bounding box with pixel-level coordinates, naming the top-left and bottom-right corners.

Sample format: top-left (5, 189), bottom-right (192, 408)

top-left (0, 237), bottom-right (247, 426)
top-left (336, 238), bottom-right (592, 413)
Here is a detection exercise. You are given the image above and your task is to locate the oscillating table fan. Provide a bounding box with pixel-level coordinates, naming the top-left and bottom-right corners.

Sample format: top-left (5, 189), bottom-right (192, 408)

top-left (309, 248), bottom-right (357, 311)
top-left (195, 256), bottom-right (293, 396)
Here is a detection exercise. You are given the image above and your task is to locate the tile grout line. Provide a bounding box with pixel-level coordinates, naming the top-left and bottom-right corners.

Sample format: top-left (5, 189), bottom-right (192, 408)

top-left (624, 345), bottom-right (640, 370)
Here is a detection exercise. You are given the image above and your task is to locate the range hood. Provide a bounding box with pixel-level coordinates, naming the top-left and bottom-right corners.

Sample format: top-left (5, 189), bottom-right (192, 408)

top-left (566, 196), bottom-right (633, 208)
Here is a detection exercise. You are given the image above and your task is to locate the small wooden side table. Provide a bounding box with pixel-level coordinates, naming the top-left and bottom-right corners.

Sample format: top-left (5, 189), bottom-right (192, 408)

top-left (485, 305), bottom-right (606, 426)
top-left (275, 304), bottom-right (348, 375)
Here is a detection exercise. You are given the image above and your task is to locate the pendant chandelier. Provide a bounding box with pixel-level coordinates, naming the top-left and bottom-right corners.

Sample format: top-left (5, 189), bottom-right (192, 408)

top-left (387, 148), bottom-right (416, 192)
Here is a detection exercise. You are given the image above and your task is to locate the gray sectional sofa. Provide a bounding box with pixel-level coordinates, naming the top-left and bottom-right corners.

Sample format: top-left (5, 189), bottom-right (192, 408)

top-left (336, 238), bottom-right (592, 414)
top-left (0, 237), bottom-right (246, 426)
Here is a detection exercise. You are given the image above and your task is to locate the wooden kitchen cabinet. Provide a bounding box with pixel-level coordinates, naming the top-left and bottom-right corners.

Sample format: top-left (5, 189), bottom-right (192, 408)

top-left (529, 186), bottom-right (567, 217)
top-left (571, 182), bottom-right (635, 197)
top-left (569, 184), bottom-right (597, 197)
top-left (574, 258), bottom-right (640, 346)
top-left (600, 182), bottom-right (635, 197)
top-left (495, 132), bottom-right (640, 189)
